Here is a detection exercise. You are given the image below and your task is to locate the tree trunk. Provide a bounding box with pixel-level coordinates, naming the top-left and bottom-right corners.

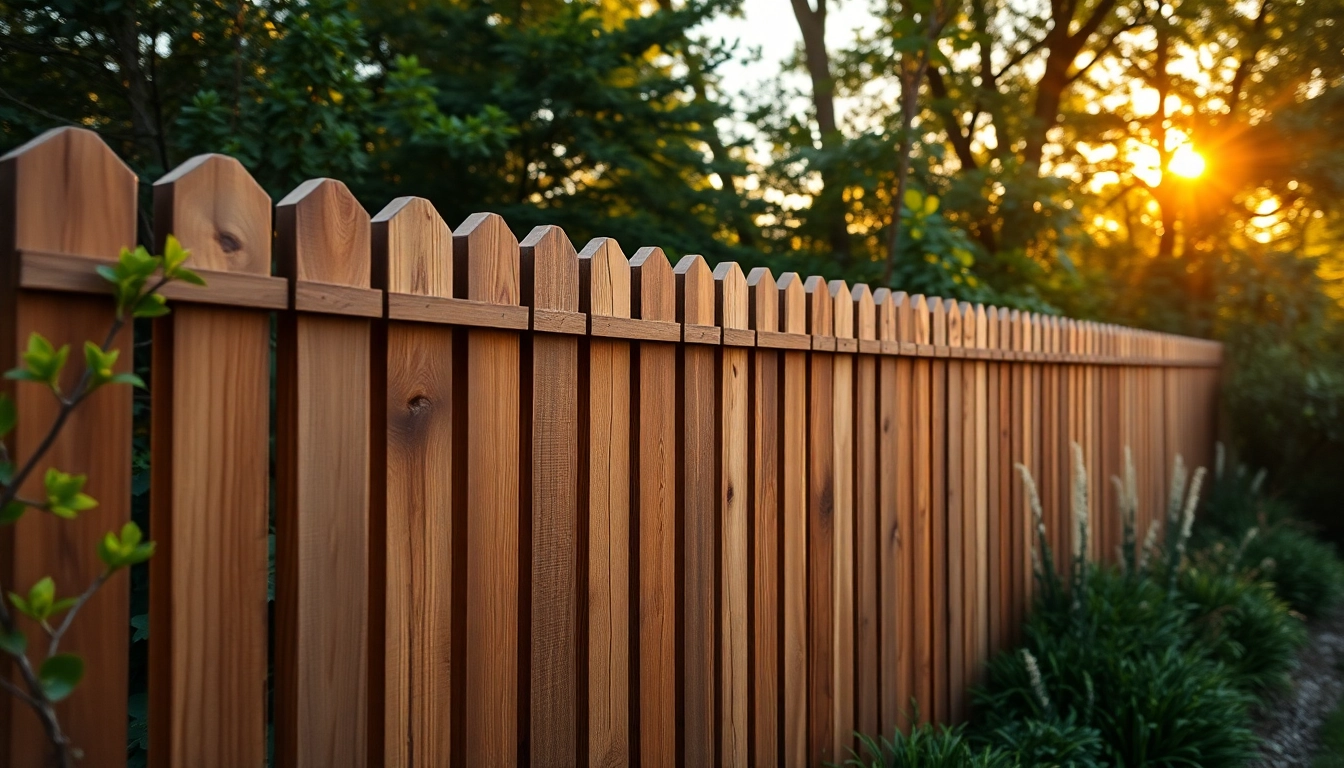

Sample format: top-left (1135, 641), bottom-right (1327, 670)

top-left (789, 0), bottom-right (851, 263)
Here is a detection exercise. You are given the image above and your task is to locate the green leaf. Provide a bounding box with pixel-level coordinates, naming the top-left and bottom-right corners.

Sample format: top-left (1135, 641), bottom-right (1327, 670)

top-left (0, 501), bottom-right (24, 524)
top-left (131, 293), bottom-right (170, 319)
top-left (83, 342), bottom-right (121, 389)
top-left (39, 654), bottom-right (84, 702)
top-left (98, 522), bottom-right (155, 569)
top-left (49, 597), bottom-right (78, 616)
top-left (26, 576), bottom-right (54, 619)
top-left (0, 461), bottom-right (11, 487)
top-left (174, 267), bottom-right (207, 287)
top-left (0, 629), bottom-right (26, 656)
top-left (108, 372), bottom-right (146, 389)
top-left (903, 188), bottom-right (924, 211)
top-left (0, 393), bottom-right (14, 437)
top-left (44, 468), bottom-right (97, 519)
top-left (162, 235), bottom-right (190, 276)
top-left (9, 333), bottom-right (69, 390)
top-left (7, 592), bottom-right (28, 618)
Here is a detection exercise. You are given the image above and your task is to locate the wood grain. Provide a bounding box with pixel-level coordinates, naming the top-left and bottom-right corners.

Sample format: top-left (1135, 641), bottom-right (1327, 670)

top-left (777, 273), bottom-right (810, 767)
top-left (454, 212), bottom-right (522, 766)
top-left (805, 275), bottom-right (836, 763)
top-left (910, 295), bottom-right (933, 725)
top-left (578, 237), bottom-right (632, 767)
top-left (715, 262), bottom-right (750, 766)
top-left (520, 225), bottom-right (581, 766)
top-left (945, 300), bottom-right (964, 723)
top-left (0, 127), bottom-right (135, 768)
top-left (929, 298), bottom-right (949, 724)
top-left (630, 246), bottom-right (678, 768)
top-left (851, 285), bottom-right (880, 742)
top-left (746, 267), bottom-right (780, 768)
top-left (275, 178), bottom-right (371, 768)
top-left (828, 279), bottom-right (856, 758)
top-left (676, 254), bottom-right (717, 766)
top-left (150, 155), bottom-right (270, 768)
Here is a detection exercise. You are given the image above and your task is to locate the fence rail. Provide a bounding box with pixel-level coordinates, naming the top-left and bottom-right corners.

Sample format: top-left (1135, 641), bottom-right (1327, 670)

top-left (0, 127), bottom-right (1221, 767)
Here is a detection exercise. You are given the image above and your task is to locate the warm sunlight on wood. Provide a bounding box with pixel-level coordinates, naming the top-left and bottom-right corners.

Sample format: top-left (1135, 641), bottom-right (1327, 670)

top-left (1169, 144), bottom-right (1206, 179)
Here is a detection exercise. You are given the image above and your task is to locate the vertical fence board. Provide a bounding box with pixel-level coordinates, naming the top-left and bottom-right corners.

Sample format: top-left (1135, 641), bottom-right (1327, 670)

top-left (716, 262), bottom-right (751, 767)
top-left (944, 301), bottom-right (965, 723)
top-left (631, 246), bottom-right (678, 768)
top-left (829, 279), bottom-right (855, 758)
top-left (873, 289), bottom-right (900, 733)
top-left (929, 298), bottom-right (949, 724)
top-left (520, 225), bottom-right (581, 767)
top-left (0, 127), bottom-right (135, 768)
top-left (454, 213), bottom-right (522, 765)
top-left (149, 154), bottom-right (270, 768)
top-left (579, 237), bottom-right (632, 766)
top-left (777, 274), bottom-right (810, 767)
top-left (747, 267), bottom-right (780, 768)
top-left (852, 285), bottom-right (879, 742)
top-left (911, 296), bottom-right (933, 724)
top-left (275, 178), bottom-right (371, 767)
top-left (806, 275), bottom-right (836, 762)
top-left (676, 254), bottom-right (718, 766)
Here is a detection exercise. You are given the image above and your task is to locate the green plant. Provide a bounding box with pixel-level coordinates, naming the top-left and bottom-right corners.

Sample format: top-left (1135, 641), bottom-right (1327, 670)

top-left (975, 714), bottom-right (1104, 768)
top-left (974, 448), bottom-right (1258, 767)
top-left (1177, 566), bottom-right (1307, 694)
top-left (0, 236), bottom-right (198, 767)
top-left (841, 721), bottom-right (1016, 768)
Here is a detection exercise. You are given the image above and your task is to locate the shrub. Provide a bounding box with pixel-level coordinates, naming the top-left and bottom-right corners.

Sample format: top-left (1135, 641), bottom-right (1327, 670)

top-left (975, 714), bottom-right (1104, 767)
top-left (1178, 566), bottom-right (1306, 693)
top-left (841, 722), bottom-right (1014, 768)
top-left (1244, 526), bottom-right (1344, 618)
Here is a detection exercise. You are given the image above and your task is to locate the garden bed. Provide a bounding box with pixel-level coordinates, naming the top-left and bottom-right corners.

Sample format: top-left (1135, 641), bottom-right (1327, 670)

top-left (1254, 609), bottom-right (1344, 767)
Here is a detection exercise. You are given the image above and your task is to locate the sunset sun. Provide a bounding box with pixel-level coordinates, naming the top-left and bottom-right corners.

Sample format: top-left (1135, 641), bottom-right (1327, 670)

top-left (1169, 144), bottom-right (1207, 178)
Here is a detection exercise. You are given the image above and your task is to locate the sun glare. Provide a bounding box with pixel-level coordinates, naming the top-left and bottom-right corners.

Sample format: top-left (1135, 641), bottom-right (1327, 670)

top-left (1169, 144), bottom-right (1206, 178)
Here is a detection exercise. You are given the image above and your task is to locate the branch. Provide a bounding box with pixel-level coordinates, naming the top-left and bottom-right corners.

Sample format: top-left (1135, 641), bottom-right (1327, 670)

top-left (47, 570), bottom-right (113, 658)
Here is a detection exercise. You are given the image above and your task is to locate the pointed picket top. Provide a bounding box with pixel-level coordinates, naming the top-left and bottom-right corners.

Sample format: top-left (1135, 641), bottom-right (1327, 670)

top-left (912, 295), bottom-right (930, 345)
top-left (873, 288), bottom-right (897, 343)
top-left (578, 237), bottom-right (631, 318)
top-left (931, 297), bottom-right (947, 346)
top-left (946, 299), bottom-right (962, 349)
top-left (986, 307), bottom-right (999, 351)
top-left (746, 267), bottom-right (778, 333)
top-left (853, 284), bottom-right (876, 342)
top-left (777, 272), bottom-right (807, 334)
top-left (894, 291), bottom-right (912, 343)
top-left (452, 212), bottom-right (520, 305)
top-left (519, 225), bottom-right (579, 312)
top-left (2, 126), bottom-right (137, 259)
top-left (277, 178), bottom-right (370, 288)
top-left (804, 276), bottom-right (834, 337)
top-left (826, 279), bottom-right (851, 340)
top-left (155, 154), bottom-right (271, 275)
top-left (372, 197), bottom-right (451, 297)
top-left (714, 261), bottom-right (749, 331)
top-left (631, 246), bottom-right (676, 322)
top-left (999, 307), bottom-right (1012, 353)
top-left (974, 304), bottom-right (987, 349)
top-left (674, 254), bottom-right (715, 326)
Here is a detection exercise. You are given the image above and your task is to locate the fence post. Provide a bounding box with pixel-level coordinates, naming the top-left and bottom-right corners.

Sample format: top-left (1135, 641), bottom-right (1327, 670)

top-left (714, 262), bottom-right (750, 765)
top-left (520, 224), bottom-right (581, 766)
top-left (577, 237), bottom-right (632, 766)
top-left (453, 213), bottom-right (523, 765)
top-left (909, 295), bottom-right (933, 724)
top-left (0, 126), bottom-right (135, 768)
top-left (370, 196), bottom-right (458, 765)
top-left (776, 273), bottom-right (809, 767)
top-left (274, 178), bottom-right (374, 767)
top-left (675, 254), bottom-right (718, 766)
top-left (746, 266), bottom-right (779, 766)
top-left (629, 246), bottom-right (678, 768)
top-left (150, 154), bottom-right (275, 766)
top-left (828, 278), bottom-right (855, 756)
top-left (851, 284), bottom-right (879, 741)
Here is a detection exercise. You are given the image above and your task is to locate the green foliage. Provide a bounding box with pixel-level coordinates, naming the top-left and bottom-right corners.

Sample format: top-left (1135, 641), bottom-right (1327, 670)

top-left (1177, 567), bottom-right (1306, 694)
top-left (975, 568), bottom-right (1259, 768)
top-left (1243, 527), bottom-right (1344, 619)
top-left (974, 715), bottom-right (1104, 768)
top-left (841, 722), bottom-right (1015, 768)
top-left (0, 238), bottom-right (192, 763)
top-left (1314, 685), bottom-right (1344, 768)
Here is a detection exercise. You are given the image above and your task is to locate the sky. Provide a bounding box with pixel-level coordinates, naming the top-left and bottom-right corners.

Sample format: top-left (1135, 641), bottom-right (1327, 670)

top-left (700, 0), bottom-right (878, 114)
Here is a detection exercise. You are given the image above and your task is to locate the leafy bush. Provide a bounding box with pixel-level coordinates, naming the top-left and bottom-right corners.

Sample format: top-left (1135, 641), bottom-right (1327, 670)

top-left (841, 722), bottom-right (1014, 768)
top-left (974, 714), bottom-right (1104, 768)
top-left (1243, 526), bottom-right (1344, 618)
top-left (1178, 567), bottom-right (1306, 693)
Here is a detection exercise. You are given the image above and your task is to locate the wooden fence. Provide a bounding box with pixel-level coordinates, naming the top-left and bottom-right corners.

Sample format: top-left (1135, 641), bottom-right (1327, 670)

top-left (0, 128), bottom-right (1222, 767)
